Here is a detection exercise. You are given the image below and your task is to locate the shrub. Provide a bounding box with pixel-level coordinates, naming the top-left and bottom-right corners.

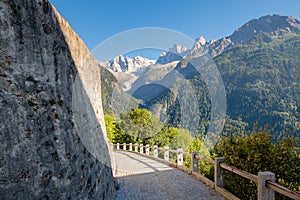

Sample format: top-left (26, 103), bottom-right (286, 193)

top-left (213, 131), bottom-right (300, 199)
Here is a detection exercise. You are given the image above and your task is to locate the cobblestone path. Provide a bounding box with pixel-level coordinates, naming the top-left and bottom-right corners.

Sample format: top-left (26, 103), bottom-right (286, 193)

top-left (112, 151), bottom-right (225, 200)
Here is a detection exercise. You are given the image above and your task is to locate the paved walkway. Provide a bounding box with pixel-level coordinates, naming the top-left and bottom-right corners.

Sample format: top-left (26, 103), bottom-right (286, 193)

top-left (112, 151), bottom-right (224, 200)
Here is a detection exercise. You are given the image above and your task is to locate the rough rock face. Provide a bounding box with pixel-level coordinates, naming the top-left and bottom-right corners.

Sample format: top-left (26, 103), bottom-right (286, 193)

top-left (0, 0), bottom-right (115, 199)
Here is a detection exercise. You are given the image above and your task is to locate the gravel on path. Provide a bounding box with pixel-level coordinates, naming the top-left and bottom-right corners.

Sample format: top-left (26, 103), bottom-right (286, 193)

top-left (112, 151), bottom-right (225, 200)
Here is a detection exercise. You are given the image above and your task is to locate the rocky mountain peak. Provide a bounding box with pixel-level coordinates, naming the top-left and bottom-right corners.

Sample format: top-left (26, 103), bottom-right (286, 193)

top-left (230, 14), bottom-right (300, 44)
top-left (169, 44), bottom-right (189, 54)
top-left (191, 36), bottom-right (207, 51)
top-left (189, 15), bottom-right (300, 58)
top-left (156, 44), bottom-right (189, 64)
top-left (196, 36), bottom-right (207, 45)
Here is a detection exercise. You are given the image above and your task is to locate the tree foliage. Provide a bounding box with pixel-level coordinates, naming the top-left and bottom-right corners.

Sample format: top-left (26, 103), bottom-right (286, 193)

top-left (99, 66), bottom-right (118, 113)
top-left (116, 108), bottom-right (163, 143)
top-left (104, 109), bottom-right (299, 200)
top-left (213, 130), bottom-right (300, 199)
top-left (169, 128), bottom-right (194, 151)
top-left (105, 108), bottom-right (179, 146)
top-left (104, 111), bottom-right (117, 142)
top-left (185, 138), bottom-right (213, 178)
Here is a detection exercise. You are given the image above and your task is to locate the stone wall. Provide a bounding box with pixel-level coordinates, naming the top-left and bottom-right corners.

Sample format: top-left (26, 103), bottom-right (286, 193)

top-left (0, 0), bottom-right (115, 199)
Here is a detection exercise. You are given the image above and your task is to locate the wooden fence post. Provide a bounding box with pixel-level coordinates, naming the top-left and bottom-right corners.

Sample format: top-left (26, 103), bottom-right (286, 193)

top-left (134, 143), bottom-right (138, 152)
top-left (177, 148), bottom-right (183, 166)
top-left (215, 157), bottom-right (225, 188)
top-left (140, 144), bottom-right (143, 154)
top-left (258, 172), bottom-right (275, 200)
top-left (192, 152), bottom-right (199, 172)
top-left (116, 143), bottom-right (120, 150)
top-left (123, 143), bottom-right (126, 151)
top-left (164, 146), bottom-right (169, 161)
top-left (129, 143), bottom-right (132, 151)
top-left (154, 145), bottom-right (158, 158)
top-left (146, 144), bottom-right (150, 155)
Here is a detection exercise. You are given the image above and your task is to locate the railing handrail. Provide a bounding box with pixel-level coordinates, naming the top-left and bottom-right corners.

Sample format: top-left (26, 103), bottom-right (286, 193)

top-left (112, 143), bottom-right (300, 200)
top-left (220, 162), bottom-right (258, 183)
top-left (194, 154), bottom-right (215, 165)
top-left (266, 181), bottom-right (300, 200)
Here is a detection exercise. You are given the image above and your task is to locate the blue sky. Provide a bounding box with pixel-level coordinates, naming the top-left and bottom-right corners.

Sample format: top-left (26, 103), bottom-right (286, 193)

top-left (50, 0), bottom-right (300, 59)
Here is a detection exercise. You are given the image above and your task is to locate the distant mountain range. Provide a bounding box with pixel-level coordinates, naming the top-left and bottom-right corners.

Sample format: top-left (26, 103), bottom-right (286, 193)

top-left (100, 55), bottom-right (155, 72)
top-left (156, 44), bottom-right (190, 64)
top-left (99, 55), bottom-right (155, 91)
top-left (100, 14), bottom-right (300, 136)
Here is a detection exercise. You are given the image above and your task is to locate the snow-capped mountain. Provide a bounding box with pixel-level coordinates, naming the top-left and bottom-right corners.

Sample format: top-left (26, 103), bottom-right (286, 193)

top-left (100, 55), bottom-right (155, 91)
top-left (101, 55), bottom-right (155, 72)
top-left (156, 44), bottom-right (190, 64)
top-left (100, 14), bottom-right (300, 92)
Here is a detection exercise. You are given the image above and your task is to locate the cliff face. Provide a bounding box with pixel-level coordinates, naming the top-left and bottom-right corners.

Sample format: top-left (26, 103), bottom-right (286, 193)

top-left (0, 0), bottom-right (115, 199)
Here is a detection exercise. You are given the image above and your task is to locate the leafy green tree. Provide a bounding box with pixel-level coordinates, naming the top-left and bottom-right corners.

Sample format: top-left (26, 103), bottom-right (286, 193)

top-left (112, 124), bottom-right (136, 144)
top-left (169, 128), bottom-right (194, 151)
top-left (105, 107), bottom-right (182, 146)
top-left (104, 112), bottom-right (117, 143)
top-left (185, 138), bottom-right (213, 177)
top-left (111, 108), bottom-right (163, 144)
top-left (145, 126), bottom-right (178, 147)
top-left (213, 131), bottom-right (300, 200)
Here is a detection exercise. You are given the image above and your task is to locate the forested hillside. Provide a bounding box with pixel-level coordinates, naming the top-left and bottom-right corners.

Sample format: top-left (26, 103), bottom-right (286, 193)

top-left (216, 33), bottom-right (300, 133)
top-left (143, 33), bottom-right (300, 136)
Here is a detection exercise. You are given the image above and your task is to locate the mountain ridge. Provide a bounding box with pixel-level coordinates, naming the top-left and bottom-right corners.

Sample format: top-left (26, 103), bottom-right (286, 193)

top-left (157, 14), bottom-right (300, 65)
top-left (101, 14), bottom-right (300, 136)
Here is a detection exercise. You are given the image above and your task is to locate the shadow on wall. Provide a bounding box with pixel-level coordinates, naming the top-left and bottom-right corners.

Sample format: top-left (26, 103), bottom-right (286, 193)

top-left (0, 0), bottom-right (115, 199)
top-left (72, 70), bottom-right (112, 168)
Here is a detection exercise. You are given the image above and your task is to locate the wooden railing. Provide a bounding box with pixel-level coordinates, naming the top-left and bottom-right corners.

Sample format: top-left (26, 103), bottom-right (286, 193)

top-left (113, 143), bottom-right (300, 200)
